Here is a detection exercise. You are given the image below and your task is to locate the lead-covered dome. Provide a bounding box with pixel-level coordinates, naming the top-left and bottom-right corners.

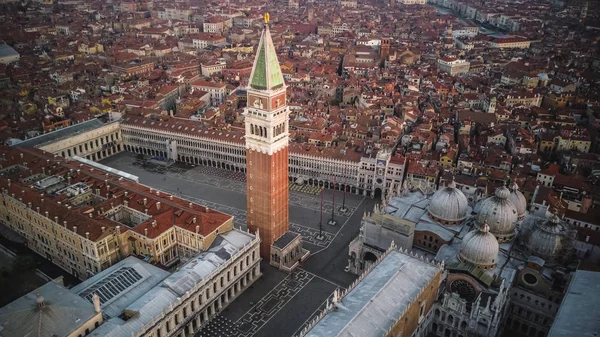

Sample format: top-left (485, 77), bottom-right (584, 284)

top-left (526, 214), bottom-right (570, 263)
top-left (458, 223), bottom-right (499, 270)
top-left (477, 186), bottom-right (518, 242)
top-left (428, 181), bottom-right (469, 225)
top-left (508, 182), bottom-right (527, 220)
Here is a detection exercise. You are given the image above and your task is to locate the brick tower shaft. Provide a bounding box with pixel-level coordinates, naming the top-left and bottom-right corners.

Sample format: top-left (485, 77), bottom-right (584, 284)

top-left (245, 14), bottom-right (290, 259)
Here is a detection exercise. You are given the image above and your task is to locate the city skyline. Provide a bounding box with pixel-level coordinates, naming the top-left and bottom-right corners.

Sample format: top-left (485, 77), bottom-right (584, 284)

top-left (0, 0), bottom-right (599, 337)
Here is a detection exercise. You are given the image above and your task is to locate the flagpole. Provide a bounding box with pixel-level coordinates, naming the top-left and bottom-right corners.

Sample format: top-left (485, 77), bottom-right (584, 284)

top-left (317, 187), bottom-right (324, 240)
top-left (340, 167), bottom-right (348, 213)
top-left (329, 176), bottom-right (337, 225)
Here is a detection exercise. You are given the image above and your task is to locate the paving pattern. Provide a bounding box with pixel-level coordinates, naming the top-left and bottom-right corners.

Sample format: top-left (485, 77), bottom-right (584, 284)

top-left (101, 153), bottom-right (369, 337)
top-left (109, 155), bottom-right (357, 216)
top-left (164, 189), bottom-right (335, 248)
top-left (289, 223), bottom-right (335, 247)
top-left (196, 269), bottom-right (314, 337)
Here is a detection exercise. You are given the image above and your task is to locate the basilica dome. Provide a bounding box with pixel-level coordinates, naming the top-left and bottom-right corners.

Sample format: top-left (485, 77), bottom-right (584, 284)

top-left (508, 182), bottom-right (527, 220)
top-left (477, 186), bottom-right (518, 242)
top-left (428, 181), bottom-right (469, 225)
top-left (458, 223), bottom-right (499, 270)
top-left (526, 214), bottom-right (570, 263)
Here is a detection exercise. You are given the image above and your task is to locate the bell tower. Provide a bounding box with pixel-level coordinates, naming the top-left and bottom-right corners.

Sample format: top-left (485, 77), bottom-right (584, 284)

top-left (380, 37), bottom-right (390, 61)
top-left (245, 13), bottom-right (290, 258)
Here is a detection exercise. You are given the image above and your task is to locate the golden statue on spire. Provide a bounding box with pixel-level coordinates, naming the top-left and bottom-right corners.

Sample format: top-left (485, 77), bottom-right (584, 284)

top-left (264, 12), bottom-right (270, 24)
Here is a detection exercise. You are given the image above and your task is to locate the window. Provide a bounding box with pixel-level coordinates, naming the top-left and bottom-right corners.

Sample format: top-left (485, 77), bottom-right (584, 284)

top-left (419, 301), bottom-right (427, 323)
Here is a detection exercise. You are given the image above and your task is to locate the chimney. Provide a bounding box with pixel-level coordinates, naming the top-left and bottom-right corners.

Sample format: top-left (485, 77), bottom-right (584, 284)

top-left (45, 211), bottom-right (49, 218)
top-left (144, 208), bottom-right (148, 214)
top-left (143, 198), bottom-right (147, 206)
top-left (54, 216), bottom-right (58, 223)
top-left (124, 191), bottom-right (128, 198)
top-left (73, 226), bottom-right (77, 234)
top-left (195, 225), bottom-right (199, 234)
top-left (152, 220), bottom-right (157, 228)
top-left (156, 190), bottom-right (159, 196)
top-left (101, 226), bottom-right (105, 233)
top-left (169, 195), bottom-right (173, 200)
top-left (92, 294), bottom-right (101, 313)
top-left (193, 217), bottom-right (197, 224)
top-left (156, 202), bottom-right (161, 211)
top-left (189, 202), bottom-right (193, 208)
top-left (89, 213), bottom-right (93, 218)
top-left (116, 226), bottom-right (120, 235)
top-left (28, 202), bottom-right (32, 208)
top-left (7, 179), bottom-right (10, 187)
top-left (149, 188), bottom-right (153, 193)
top-left (85, 232), bottom-right (90, 239)
top-left (63, 221), bottom-right (67, 227)
top-left (144, 228), bottom-right (148, 236)
top-left (36, 207), bottom-right (40, 213)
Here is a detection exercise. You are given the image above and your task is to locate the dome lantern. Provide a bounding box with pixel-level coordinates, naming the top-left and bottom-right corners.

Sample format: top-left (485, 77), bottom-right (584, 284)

top-left (476, 186), bottom-right (518, 242)
top-left (428, 181), bottom-right (469, 225)
top-left (526, 213), bottom-right (571, 264)
top-left (508, 182), bottom-right (527, 220)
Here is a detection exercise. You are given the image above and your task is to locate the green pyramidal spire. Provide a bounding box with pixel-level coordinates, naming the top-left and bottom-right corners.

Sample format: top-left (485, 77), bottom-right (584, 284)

top-left (249, 22), bottom-right (285, 91)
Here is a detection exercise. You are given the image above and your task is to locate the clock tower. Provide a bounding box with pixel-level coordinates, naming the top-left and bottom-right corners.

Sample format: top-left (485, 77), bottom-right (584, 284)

top-left (245, 13), bottom-right (290, 258)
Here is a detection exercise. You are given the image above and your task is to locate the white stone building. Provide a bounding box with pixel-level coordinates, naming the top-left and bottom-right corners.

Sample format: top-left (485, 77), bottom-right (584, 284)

top-left (437, 58), bottom-right (471, 76)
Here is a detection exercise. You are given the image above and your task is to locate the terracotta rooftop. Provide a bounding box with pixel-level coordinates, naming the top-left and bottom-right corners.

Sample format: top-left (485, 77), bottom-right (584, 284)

top-left (0, 147), bottom-right (232, 241)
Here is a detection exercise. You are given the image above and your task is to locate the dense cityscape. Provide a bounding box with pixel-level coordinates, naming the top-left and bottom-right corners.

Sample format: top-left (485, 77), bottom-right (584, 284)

top-left (0, 0), bottom-right (599, 336)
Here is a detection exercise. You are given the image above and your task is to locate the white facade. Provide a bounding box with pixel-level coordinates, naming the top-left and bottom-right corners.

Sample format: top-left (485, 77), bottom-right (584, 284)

top-left (40, 122), bottom-right (123, 161)
top-left (488, 39), bottom-right (531, 49)
top-left (190, 83), bottom-right (226, 106)
top-left (437, 58), bottom-right (470, 75)
top-left (134, 236), bottom-right (261, 337)
top-left (402, 0), bottom-right (427, 4)
top-left (158, 8), bottom-right (192, 21)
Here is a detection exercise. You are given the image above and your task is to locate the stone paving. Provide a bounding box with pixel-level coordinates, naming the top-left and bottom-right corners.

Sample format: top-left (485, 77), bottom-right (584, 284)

top-left (107, 155), bottom-right (357, 216)
top-left (100, 153), bottom-right (373, 337)
top-left (162, 189), bottom-right (335, 248)
top-left (168, 169), bottom-right (356, 216)
top-left (197, 269), bottom-right (314, 337)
